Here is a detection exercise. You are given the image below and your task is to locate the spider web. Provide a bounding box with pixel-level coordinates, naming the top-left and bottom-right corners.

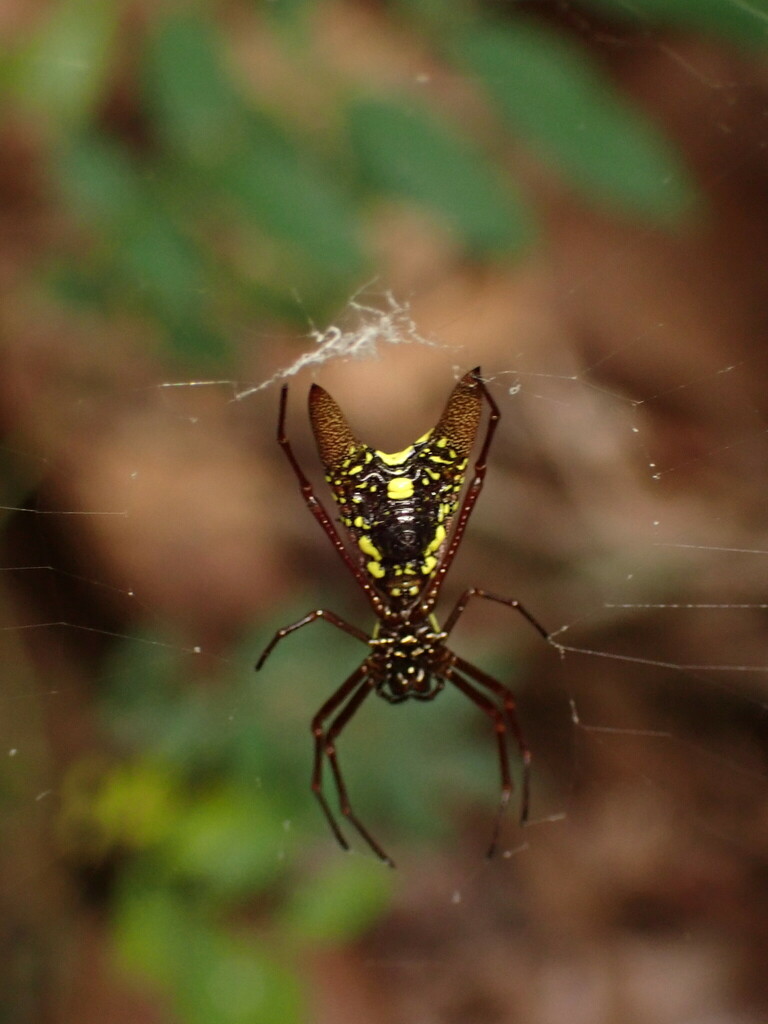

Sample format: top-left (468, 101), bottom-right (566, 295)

top-left (2, 4), bottom-right (768, 1022)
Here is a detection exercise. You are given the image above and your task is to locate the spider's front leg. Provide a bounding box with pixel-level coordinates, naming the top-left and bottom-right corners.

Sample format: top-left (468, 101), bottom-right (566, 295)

top-left (442, 588), bottom-right (549, 641)
top-left (255, 608), bottom-right (369, 670)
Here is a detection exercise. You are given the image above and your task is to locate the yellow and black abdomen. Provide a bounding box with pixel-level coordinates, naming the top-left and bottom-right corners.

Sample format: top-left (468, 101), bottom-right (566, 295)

top-left (308, 372), bottom-right (483, 601)
top-left (354, 456), bottom-right (445, 598)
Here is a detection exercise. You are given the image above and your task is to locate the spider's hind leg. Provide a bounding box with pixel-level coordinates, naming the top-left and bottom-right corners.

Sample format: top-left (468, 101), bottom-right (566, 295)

top-left (452, 653), bottom-right (531, 827)
top-left (311, 667), bottom-right (395, 867)
top-left (321, 678), bottom-right (396, 867)
top-left (447, 657), bottom-right (531, 858)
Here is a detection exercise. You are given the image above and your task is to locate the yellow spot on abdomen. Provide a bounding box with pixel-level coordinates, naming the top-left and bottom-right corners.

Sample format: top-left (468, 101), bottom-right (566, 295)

top-left (422, 554), bottom-right (438, 575)
top-left (376, 445), bottom-right (414, 466)
top-left (367, 560), bottom-right (385, 578)
top-left (376, 430), bottom-right (431, 466)
top-left (387, 476), bottom-right (414, 500)
top-left (359, 535), bottom-right (382, 560)
top-left (426, 524), bottom-right (446, 555)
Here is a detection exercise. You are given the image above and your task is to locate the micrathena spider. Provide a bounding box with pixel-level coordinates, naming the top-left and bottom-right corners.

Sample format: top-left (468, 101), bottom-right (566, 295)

top-left (256, 368), bottom-right (549, 866)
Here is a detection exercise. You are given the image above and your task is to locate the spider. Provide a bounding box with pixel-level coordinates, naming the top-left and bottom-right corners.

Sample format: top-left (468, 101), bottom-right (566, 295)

top-left (256, 368), bottom-right (549, 867)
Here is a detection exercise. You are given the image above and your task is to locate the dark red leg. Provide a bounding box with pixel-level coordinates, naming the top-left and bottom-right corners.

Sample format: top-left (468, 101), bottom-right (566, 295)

top-left (442, 587), bottom-right (548, 642)
top-left (323, 679), bottom-right (395, 866)
top-left (276, 386), bottom-right (383, 614)
top-left (309, 666), bottom-right (369, 854)
top-left (452, 654), bottom-right (531, 826)
top-left (421, 372), bottom-right (500, 610)
top-left (256, 608), bottom-right (368, 670)
top-left (448, 668), bottom-right (518, 858)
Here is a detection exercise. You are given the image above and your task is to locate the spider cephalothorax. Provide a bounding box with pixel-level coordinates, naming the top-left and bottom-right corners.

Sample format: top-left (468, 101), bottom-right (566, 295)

top-left (369, 617), bottom-right (450, 703)
top-left (257, 368), bottom-right (549, 866)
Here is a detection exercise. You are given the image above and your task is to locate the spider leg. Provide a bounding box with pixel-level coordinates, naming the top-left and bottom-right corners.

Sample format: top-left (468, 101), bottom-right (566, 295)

top-left (309, 665), bottom-right (369, 854)
top-left (256, 608), bottom-right (369, 671)
top-left (452, 654), bottom-right (531, 828)
top-left (442, 588), bottom-right (549, 641)
top-left (276, 386), bottom-right (384, 615)
top-left (423, 371), bottom-right (499, 609)
top-left (322, 678), bottom-right (396, 867)
top-left (447, 667), bottom-right (518, 859)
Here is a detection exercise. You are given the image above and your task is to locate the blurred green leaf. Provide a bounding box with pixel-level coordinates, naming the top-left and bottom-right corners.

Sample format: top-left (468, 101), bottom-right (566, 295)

top-left (177, 940), bottom-right (300, 1024)
top-left (144, 13), bottom-right (244, 165)
top-left (455, 18), bottom-right (697, 220)
top-left (580, 0), bottom-right (768, 49)
top-left (121, 213), bottom-right (206, 318)
top-left (57, 134), bottom-right (147, 226)
top-left (116, 884), bottom-right (186, 988)
top-left (394, 0), bottom-right (471, 36)
top-left (284, 857), bottom-right (392, 943)
top-left (90, 760), bottom-right (180, 849)
top-left (100, 637), bottom-right (187, 743)
top-left (224, 114), bottom-right (364, 281)
top-left (7, 0), bottom-right (118, 127)
top-left (263, 0), bottom-right (318, 30)
top-left (56, 135), bottom-right (229, 361)
top-left (346, 96), bottom-right (532, 252)
top-left (116, 885), bottom-right (303, 1024)
top-left (144, 13), bottom-right (364, 286)
top-left (166, 784), bottom-right (287, 899)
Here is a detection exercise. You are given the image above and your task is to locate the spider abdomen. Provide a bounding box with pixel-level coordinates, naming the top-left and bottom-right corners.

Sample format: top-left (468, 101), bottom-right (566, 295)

top-left (370, 498), bottom-right (434, 561)
top-left (308, 376), bottom-right (483, 601)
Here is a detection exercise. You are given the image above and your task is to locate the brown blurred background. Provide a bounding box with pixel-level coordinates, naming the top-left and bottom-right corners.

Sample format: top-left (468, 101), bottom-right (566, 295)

top-left (2, 1), bottom-right (768, 1022)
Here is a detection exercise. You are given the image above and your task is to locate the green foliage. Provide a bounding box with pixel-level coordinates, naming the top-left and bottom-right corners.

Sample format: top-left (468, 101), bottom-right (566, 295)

top-left (4, 0), bottom-right (739, 371)
top-left (452, 17), bottom-right (696, 220)
top-left (116, 881), bottom-right (302, 1024)
top-left (10, 3), bottom-right (766, 1019)
top-left (284, 858), bottom-right (392, 943)
top-left (579, 0), bottom-right (768, 49)
top-left (56, 614), bottom-right (532, 1022)
top-left (225, 113), bottom-right (363, 279)
top-left (57, 630), bottom-right (396, 1024)
top-left (54, 132), bottom-right (228, 361)
top-left (143, 14), bottom-right (245, 166)
top-left (144, 14), bottom-right (363, 283)
top-left (6, 0), bottom-right (118, 127)
top-left (346, 96), bottom-right (533, 251)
